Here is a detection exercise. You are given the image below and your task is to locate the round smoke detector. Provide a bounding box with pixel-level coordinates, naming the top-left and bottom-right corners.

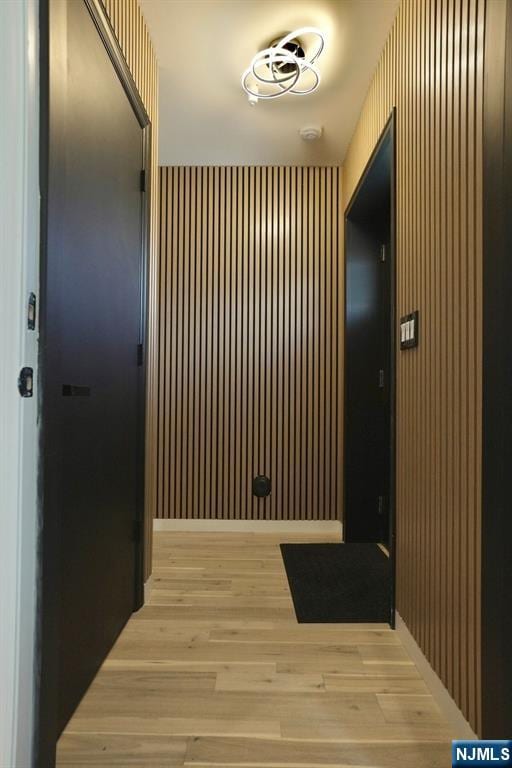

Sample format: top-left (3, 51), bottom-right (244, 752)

top-left (299, 126), bottom-right (323, 141)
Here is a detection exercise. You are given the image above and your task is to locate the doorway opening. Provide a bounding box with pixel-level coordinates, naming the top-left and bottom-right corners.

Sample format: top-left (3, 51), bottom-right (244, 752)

top-left (343, 112), bottom-right (396, 624)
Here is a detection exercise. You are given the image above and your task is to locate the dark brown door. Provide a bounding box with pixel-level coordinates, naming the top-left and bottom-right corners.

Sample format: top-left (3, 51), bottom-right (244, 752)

top-left (344, 126), bottom-right (393, 546)
top-left (38, 0), bottom-right (145, 760)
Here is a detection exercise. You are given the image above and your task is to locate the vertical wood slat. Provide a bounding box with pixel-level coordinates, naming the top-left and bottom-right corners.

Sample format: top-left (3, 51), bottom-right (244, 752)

top-left (341, 0), bottom-right (483, 735)
top-left (157, 167), bottom-right (342, 523)
top-left (99, 0), bottom-right (159, 582)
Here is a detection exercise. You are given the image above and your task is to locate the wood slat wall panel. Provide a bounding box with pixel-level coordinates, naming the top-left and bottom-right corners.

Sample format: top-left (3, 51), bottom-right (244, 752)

top-left (100, 0), bottom-right (159, 581)
top-left (342, 0), bottom-right (483, 735)
top-left (157, 167), bottom-right (342, 522)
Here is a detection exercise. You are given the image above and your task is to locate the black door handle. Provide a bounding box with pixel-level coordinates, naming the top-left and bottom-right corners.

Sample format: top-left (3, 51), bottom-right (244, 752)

top-left (62, 385), bottom-right (91, 397)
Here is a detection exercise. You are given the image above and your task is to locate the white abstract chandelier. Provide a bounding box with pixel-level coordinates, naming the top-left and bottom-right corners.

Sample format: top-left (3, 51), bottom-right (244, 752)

top-left (241, 27), bottom-right (325, 101)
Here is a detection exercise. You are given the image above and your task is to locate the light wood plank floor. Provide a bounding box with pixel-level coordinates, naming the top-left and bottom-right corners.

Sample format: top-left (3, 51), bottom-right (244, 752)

top-left (57, 532), bottom-right (454, 766)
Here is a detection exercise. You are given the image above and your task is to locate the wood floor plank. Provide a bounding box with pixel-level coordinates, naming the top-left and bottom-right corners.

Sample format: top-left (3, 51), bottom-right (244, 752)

top-left (147, 594), bottom-right (292, 608)
top-left (132, 606), bottom-right (297, 620)
top-left (280, 718), bottom-right (454, 742)
top-left (74, 690), bottom-right (387, 725)
top-left (357, 645), bottom-right (411, 662)
top-left (102, 660), bottom-right (279, 674)
top-left (359, 663), bottom-right (420, 678)
top-left (152, 547), bottom-right (284, 559)
top-left (128, 613), bottom-right (283, 629)
top-left (65, 716), bottom-right (280, 738)
top-left (79, 669), bottom-right (217, 695)
top-left (155, 571), bottom-right (292, 583)
top-left (109, 639), bottom-right (360, 664)
top-left (220, 585), bottom-right (292, 598)
top-left (183, 735), bottom-right (450, 767)
top-left (153, 553), bottom-right (284, 574)
top-left (376, 694), bottom-right (445, 724)
top-left (323, 675), bottom-right (429, 694)
top-left (56, 733), bottom-right (187, 765)
top-left (276, 660), bottom-right (368, 675)
top-left (215, 671), bottom-right (325, 693)
top-left (151, 577), bottom-right (233, 592)
top-left (209, 629), bottom-right (400, 645)
top-left (114, 626), bottom-right (210, 644)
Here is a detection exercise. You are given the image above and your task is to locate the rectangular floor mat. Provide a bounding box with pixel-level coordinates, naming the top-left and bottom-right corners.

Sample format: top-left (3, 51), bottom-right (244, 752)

top-left (280, 543), bottom-right (391, 623)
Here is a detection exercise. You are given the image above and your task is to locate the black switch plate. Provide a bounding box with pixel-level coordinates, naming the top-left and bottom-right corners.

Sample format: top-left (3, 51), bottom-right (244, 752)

top-left (400, 310), bottom-right (419, 349)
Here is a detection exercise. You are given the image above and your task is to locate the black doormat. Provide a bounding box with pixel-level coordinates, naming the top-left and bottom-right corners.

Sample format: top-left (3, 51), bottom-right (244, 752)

top-left (280, 543), bottom-right (391, 623)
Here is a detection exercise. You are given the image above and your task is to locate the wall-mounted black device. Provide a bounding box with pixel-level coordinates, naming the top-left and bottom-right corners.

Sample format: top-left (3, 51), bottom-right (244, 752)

top-left (253, 475), bottom-right (271, 498)
top-left (400, 310), bottom-right (419, 349)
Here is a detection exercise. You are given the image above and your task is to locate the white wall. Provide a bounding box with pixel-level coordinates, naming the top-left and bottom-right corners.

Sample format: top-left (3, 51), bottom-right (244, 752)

top-left (0, 1), bottom-right (39, 765)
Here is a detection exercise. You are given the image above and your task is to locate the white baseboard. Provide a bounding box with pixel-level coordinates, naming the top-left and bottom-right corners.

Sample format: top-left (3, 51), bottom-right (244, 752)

top-left (153, 518), bottom-right (343, 536)
top-left (143, 575), bottom-right (153, 604)
top-left (395, 612), bottom-right (477, 739)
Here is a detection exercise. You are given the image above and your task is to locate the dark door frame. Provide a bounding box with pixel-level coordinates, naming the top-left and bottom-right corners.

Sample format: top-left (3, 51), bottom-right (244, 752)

top-left (36, 0), bottom-right (151, 764)
top-left (481, 0), bottom-right (512, 738)
top-left (343, 110), bottom-right (397, 627)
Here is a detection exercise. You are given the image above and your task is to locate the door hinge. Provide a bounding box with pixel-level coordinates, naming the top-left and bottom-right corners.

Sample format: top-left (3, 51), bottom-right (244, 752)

top-left (137, 343), bottom-right (144, 366)
top-left (380, 244), bottom-right (386, 262)
top-left (378, 495), bottom-right (385, 516)
top-left (28, 292), bottom-right (37, 330)
top-left (378, 369), bottom-right (385, 388)
top-left (140, 169), bottom-right (146, 192)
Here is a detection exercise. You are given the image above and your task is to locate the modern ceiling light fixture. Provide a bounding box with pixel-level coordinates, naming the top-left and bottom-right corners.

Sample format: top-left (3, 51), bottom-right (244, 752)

top-left (241, 27), bottom-right (325, 102)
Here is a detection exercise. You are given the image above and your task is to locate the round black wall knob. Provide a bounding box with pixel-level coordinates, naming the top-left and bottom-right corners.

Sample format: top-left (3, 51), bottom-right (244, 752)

top-left (253, 475), bottom-right (271, 498)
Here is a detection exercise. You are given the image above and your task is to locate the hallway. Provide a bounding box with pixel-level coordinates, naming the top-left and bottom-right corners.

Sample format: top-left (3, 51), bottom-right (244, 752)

top-left (57, 532), bottom-right (453, 766)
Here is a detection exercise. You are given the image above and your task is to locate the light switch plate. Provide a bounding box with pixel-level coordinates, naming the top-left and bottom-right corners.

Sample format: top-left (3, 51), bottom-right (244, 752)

top-left (400, 310), bottom-right (419, 349)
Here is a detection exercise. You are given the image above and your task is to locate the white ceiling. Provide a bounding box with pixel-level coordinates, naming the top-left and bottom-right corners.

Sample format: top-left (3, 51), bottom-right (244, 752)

top-left (139, 0), bottom-right (399, 166)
